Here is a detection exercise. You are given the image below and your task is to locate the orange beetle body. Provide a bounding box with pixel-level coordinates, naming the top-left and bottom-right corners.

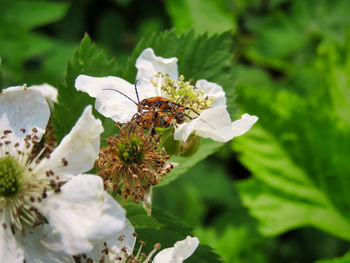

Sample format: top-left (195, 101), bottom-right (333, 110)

top-left (104, 85), bottom-right (199, 131)
top-left (133, 96), bottom-right (193, 129)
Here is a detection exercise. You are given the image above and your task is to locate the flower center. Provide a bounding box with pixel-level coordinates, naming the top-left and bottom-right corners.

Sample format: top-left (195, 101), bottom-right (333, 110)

top-left (153, 73), bottom-right (214, 117)
top-left (0, 156), bottom-right (23, 197)
top-left (98, 123), bottom-right (175, 203)
top-left (116, 135), bottom-right (145, 165)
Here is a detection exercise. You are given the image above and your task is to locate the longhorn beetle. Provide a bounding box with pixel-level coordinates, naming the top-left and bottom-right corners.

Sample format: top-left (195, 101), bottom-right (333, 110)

top-left (103, 81), bottom-right (200, 132)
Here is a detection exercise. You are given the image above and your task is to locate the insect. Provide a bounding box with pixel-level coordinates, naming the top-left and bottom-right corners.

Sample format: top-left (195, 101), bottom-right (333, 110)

top-left (103, 82), bottom-right (200, 131)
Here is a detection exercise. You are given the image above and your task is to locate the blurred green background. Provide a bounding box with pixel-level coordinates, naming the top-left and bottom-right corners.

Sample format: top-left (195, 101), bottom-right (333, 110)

top-left (1, 0), bottom-right (350, 262)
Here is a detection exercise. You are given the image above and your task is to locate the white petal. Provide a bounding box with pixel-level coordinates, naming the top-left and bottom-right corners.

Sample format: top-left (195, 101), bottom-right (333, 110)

top-left (35, 105), bottom-right (102, 180)
top-left (136, 48), bottom-right (178, 91)
top-left (15, 225), bottom-right (74, 263)
top-left (106, 219), bottom-right (135, 259)
top-left (153, 236), bottom-right (199, 263)
top-left (1, 85), bottom-right (24, 92)
top-left (4, 84), bottom-right (58, 104)
top-left (75, 75), bottom-right (139, 123)
top-left (172, 236), bottom-right (199, 260)
top-left (30, 83), bottom-right (58, 103)
top-left (174, 106), bottom-right (234, 142)
top-left (0, 213), bottom-right (24, 263)
top-left (0, 88), bottom-right (50, 152)
top-left (231, 113), bottom-right (259, 137)
top-left (153, 247), bottom-right (177, 263)
top-left (195, 80), bottom-right (226, 107)
top-left (40, 174), bottom-right (126, 255)
top-left (87, 219), bottom-right (136, 262)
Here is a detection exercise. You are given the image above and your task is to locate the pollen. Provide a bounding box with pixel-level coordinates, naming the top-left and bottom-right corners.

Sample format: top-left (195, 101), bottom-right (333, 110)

top-left (0, 127), bottom-right (64, 233)
top-left (97, 123), bottom-right (175, 203)
top-left (0, 156), bottom-right (23, 197)
top-left (153, 73), bottom-right (214, 117)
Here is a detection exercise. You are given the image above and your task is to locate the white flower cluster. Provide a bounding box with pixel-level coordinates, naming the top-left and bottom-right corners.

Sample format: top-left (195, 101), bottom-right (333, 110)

top-left (76, 48), bottom-right (258, 143)
top-left (0, 85), bottom-right (199, 262)
top-left (1, 48), bottom-right (257, 262)
top-left (0, 86), bottom-right (125, 262)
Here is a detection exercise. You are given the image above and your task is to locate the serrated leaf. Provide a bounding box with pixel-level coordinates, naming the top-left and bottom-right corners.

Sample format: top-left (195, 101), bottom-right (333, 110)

top-left (53, 35), bottom-right (118, 141)
top-left (235, 125), bottom-right (350, 241)
top-left (233, 37), bottom-right (350, 241)
top-left (125, 203), bottom-right (223, 263)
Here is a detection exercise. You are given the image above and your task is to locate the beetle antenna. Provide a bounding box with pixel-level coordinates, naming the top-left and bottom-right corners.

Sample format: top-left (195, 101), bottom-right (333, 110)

top-left (103, 88), bottom-right (138, 106)
top-left (186, 107), bottom-right (200, 116)
top-left (134, 80), bottom-right (140, 104)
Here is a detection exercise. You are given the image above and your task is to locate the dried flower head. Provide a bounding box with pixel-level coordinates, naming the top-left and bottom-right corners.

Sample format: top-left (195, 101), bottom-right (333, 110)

top-left (97, 123), bottom-right (175, 202)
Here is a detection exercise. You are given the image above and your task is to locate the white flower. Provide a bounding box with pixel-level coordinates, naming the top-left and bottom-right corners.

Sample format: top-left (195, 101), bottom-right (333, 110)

top-left (78, 219), bottom-right (136, 263)
top-left (75, 48), bottom-right (258, 142)
top-left (76, 218), bottom-right (199, 263)
top-left (3, 83), bottom-right (58, 109)
top-left (153, 236), bottom-right (199, 263)
top-left (0, 88), bottom-right (127, 263)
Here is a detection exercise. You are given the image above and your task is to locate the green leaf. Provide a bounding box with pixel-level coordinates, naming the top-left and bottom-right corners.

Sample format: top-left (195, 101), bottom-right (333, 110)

top-left (0, 0), bottom-right (69, 30)
top-left (194, 225), bottom-right (271, 263)
top-left (317, 39), bottom-right (350, 129)
top-left (232, 37), bottom-right (350, 241)
top-left (0, 31), bottom-right (53, 71)
top-left (235, 125), bottom-right (350, 241)
top-left (154, 158), bottom-right (237, 226)
top-left (0, 0), bottom-right (71, 88)
top-left (165, 0), bottom-right (236, 34)
top-left (53, 35), bottom-right (118, 141)
top-left (125, 203), bottom-right (223, 263)
top-left (317, 251), bottom-right (350, 263)
top-left (0, 31), bottom-right (75, 88)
